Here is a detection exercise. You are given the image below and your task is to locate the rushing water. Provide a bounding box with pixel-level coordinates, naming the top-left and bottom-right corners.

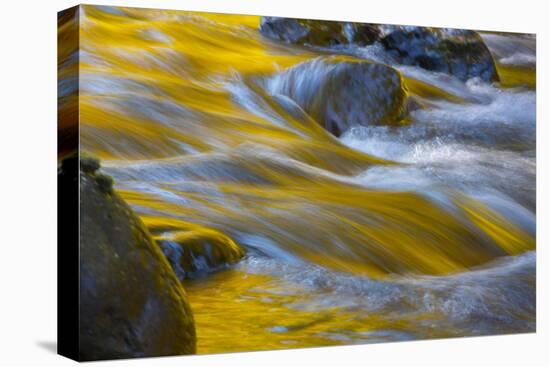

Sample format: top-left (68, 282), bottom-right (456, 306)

top-left (69, 5), bottom-right (536, 353)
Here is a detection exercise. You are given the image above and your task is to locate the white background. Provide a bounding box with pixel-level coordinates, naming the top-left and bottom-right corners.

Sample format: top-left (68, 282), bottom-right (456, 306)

top-left (0, 0), bottom-right (546, 365)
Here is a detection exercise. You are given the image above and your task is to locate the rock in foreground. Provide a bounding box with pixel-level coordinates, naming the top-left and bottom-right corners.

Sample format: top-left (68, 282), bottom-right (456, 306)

top-left (264, 55), bottom-right (409, 136)
top-left (64, 155), bottom-right (196, 360)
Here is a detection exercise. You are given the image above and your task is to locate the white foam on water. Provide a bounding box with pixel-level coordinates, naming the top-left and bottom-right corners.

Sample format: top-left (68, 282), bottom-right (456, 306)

top-left (340, 72), bottom-right (535, 228)
top-left (238, 251), bottom-right (535, 333)
top-left (480, 33), bottom-right (536, 67)
top-left (344, 132), bottom-right (535, 228)
top-left (411, 80), bottom-right (535, 129)
top-left (499, 52), bottom-right (536, 66)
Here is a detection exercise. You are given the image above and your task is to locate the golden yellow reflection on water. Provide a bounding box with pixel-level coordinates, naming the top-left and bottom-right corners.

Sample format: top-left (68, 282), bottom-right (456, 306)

top-left (68, 5), bottom-right (536, 353)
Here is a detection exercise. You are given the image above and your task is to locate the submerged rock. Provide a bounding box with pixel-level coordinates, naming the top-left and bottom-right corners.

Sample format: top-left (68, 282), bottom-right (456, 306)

top-left (65, 155), bottom-right (196, 360)
top-left (264, 55), bottom-right (408, 136)
top-left (157, 229), bottom-right (245, 280)
top-left (259, 17), bottom-right (379, 47)
top-left (380, 26), bottom-right (499, 82)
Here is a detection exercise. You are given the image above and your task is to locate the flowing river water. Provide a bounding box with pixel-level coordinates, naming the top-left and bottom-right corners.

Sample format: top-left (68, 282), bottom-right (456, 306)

top-left (68, 6), bottom-right (536, 353)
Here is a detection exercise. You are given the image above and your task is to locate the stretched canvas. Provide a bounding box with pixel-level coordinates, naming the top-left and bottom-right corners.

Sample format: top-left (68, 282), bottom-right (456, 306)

top-left (57, 4), bottom-right (536, 361)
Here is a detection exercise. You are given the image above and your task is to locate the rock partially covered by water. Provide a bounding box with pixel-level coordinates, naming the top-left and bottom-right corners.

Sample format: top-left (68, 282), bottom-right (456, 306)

top-left (158, 229), bottom-right (245, 280)
top-left (259, 17), bottom-right (379, 47)
top-left (380, 26), bottom-right (499, 82)
top-left (67, 155), bottom-right (196, 360)
top-left (264, 55), bottom-right (408, 136)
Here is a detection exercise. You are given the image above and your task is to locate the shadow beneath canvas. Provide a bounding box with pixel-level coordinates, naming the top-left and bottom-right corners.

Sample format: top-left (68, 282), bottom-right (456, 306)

top-left (36, 340), bottom-right (57, 354)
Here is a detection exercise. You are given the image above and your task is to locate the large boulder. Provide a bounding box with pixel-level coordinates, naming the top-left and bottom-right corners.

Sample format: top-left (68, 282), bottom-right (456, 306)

top-left (380, 26), bottom-right (499, 82)
top-left (61, 155), bottom-right (196, 360)
top-left (259, 17), bottom-right (379, 47)
top-left (157, 229), bottom-right (245, 280)
top-left (263, 55), bottom-right (409, 136)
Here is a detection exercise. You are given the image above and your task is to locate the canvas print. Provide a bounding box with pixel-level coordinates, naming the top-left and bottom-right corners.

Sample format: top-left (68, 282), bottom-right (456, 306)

top-left (57, 4), bottom-right (536, 361)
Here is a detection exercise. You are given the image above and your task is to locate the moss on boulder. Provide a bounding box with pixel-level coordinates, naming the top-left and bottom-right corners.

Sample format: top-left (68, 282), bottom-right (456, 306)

top-left (264, 55), bottom-right (408, 136)
top-left (157, 229), bottom-right (245, 280)
top-left (61, 155), bottom-right (196, 360)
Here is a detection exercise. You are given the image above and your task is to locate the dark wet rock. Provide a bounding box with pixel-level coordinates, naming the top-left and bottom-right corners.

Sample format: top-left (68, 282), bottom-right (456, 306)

top-left (380, 26), bottom-right (499, 82)
top-left (259, 17), bottom-right (379, 47)
top-left (259, 18), bottom-right (498, 82)
top-left (264, 55), bottom-right (408, 136)
top-left (260, 17), bottom-right (345, 46)
top-left (345, 23), bottom-right (381, 46)
top-left (94, 173), bottom-right (114, 193)
top-left (158, 229), bottom-right (245, 280)
top-left (64, 155), bottom-right (196, 360)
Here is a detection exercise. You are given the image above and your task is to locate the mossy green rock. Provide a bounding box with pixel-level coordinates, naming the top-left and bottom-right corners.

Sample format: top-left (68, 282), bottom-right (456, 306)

top-left (380, 26), bottom-right (499, 82)
top-left (158, 229), bottom-right (245, 280)
top-left (260, 17), bottom-right (379, 47)
top-left (265, 55), bottom-right (408, 136)
top-left (72, 156), bottom-right (196, 360)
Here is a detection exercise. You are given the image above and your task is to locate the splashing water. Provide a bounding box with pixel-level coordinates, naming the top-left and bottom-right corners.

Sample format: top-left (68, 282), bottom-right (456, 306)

top-left (63, 5), bottom-right (536, 353)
